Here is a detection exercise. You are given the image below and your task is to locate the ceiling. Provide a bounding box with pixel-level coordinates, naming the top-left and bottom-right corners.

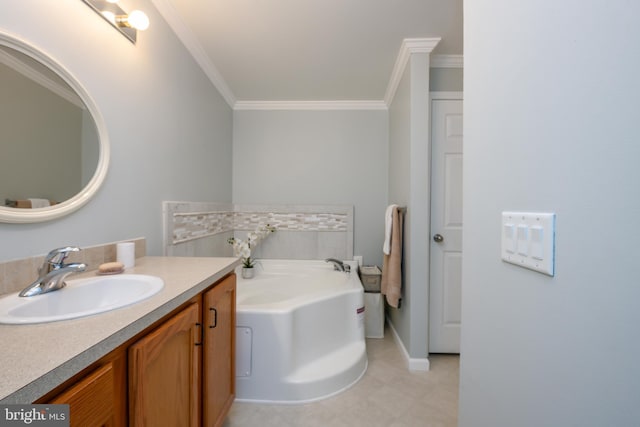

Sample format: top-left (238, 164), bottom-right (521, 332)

top-left (152, 0), bottom-right (463, 107)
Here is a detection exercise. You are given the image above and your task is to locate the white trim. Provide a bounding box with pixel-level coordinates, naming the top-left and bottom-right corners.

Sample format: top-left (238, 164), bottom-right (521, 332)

top-left (384, 37), bottom-right (441, 107)
top-left (0, 31), bottom-right (110, 224)
top-left (150, 0), bottom-right (236, 108)
top-left (431, 54), bottom-right (464, 69)
top-left (430, 91), bottom-right (463, 101)
top-left (0, 48), bottom-right (85, 109)
top-left (233, 100), bottom-right (387, 111)
top-left (386, 316), bottom-right (430, 372)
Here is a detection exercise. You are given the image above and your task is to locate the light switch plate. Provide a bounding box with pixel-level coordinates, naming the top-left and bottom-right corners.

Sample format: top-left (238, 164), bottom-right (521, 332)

top-left (501, 212), bottom-right (555, 276)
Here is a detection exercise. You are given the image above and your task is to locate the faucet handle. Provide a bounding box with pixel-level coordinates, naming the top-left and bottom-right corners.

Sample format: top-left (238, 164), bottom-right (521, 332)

top-left (42, 246), bottom-right (81, 271)
top-left (36, 247), bottom-right (81, 277)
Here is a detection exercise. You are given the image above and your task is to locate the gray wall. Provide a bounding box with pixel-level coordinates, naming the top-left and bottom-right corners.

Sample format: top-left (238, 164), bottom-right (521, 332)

top-left (0, 0), bottom-right (233, 261)
top-left (460, 1), bottom-right (640, 426)
top-left (232, 109), bottom-right (388, 266)
top-left (387, 53), bottom-right (432, 361)
top-left (430, 67), bottom-right (463, 92)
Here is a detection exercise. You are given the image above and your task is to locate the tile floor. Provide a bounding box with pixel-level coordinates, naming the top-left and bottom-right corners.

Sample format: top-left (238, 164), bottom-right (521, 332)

top-left (223, 325), bottom-right (459, 427)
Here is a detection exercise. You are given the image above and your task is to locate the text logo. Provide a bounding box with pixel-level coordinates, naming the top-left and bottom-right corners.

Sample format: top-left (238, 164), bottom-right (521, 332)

top-left (0, 405), bottom-right (69, 426)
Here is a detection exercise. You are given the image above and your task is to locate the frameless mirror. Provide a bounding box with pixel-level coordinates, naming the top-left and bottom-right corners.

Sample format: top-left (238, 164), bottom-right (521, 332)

top-left (0, 32), bottom-right (109, 223)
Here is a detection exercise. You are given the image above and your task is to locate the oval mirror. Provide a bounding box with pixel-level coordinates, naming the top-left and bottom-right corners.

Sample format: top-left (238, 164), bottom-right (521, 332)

top-left (0, 32), bottom-right (109, 223)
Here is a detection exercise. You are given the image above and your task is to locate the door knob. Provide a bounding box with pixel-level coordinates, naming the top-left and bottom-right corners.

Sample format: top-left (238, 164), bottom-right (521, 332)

top-left (433, 234), bottom-right (444, 243)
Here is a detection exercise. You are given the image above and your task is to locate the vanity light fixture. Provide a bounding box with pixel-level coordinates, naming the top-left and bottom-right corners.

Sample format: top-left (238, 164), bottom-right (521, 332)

top-left (82, 0), bottom-right (149, 44)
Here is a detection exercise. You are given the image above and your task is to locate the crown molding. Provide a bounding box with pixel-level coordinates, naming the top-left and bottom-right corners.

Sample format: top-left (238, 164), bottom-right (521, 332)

top-left (234, 100), bottom-right (387, 111)
top-left (151, 0), bottom-right (236, 108)
top-left (384, 37), bottom-right (441, 106)
top-left (431, 54), bottom-right (464, 68)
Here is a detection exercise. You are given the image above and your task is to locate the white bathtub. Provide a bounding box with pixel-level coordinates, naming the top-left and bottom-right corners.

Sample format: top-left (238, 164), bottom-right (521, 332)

top-left (234, 259), bottom-right (367, 403)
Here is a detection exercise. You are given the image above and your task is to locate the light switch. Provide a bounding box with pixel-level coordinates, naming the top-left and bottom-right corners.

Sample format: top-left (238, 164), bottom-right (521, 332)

top-left (501, 212), bottom-right (555, 276)
top-left (530, 226), bottom-right (544, 260)
top-left (504, 223), bottom-right (516, 253)
top-left (516, 225), bottom-right (529, 256)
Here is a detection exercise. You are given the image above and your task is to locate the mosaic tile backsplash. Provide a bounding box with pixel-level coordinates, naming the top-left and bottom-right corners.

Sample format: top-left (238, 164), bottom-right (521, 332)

top-left (173, 211), bottom-right (234, 244)
top-left (172, 211), bottom-right (349, 244)
top-left (163, 202), bottom-right (354, 260)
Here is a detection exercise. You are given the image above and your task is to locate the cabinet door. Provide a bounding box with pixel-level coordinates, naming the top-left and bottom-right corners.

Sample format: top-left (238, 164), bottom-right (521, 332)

top-left (50, 363), bottom-right (116, 427)
top-left (129, 302), bottom-right (201, 427)
top-left (203, 274), bottom-right (236, 427)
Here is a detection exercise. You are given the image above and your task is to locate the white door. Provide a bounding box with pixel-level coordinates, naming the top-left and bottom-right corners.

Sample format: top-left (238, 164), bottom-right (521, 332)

top-left (429, 98), bottom-right (463, 354)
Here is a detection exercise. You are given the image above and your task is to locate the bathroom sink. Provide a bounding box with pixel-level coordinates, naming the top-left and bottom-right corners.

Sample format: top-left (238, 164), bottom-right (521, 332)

top-left (0, 274), bottom-right (164, 324)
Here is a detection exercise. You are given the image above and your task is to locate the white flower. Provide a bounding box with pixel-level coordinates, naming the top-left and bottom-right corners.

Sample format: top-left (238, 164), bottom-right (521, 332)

top-left (231, 240), bottom-right (251, 258)
top-left (228, 224), bottom-right (276, 266)
top-left (239, 246), bottom-right (251, 258)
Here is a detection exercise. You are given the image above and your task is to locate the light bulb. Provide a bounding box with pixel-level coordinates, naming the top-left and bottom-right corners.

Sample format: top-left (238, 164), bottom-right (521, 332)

top-left (127, 10), bottom-right (149, 31)
top-left (101, 10), bottom-right (116, 24)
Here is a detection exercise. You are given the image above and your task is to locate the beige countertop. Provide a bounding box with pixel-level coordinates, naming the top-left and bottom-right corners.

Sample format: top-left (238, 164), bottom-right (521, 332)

top-left (0, 256), bottom-right (240, 403)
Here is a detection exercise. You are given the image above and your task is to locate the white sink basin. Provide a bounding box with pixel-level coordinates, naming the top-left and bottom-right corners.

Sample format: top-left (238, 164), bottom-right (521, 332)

top-left (0, 274), bottom-right (164, 324)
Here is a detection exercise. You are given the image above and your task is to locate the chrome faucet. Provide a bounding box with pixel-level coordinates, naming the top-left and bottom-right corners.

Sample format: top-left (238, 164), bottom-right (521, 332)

top-left (325, 258), bottom-right (350, 273)
top-left (19, 246), bottom-right (87, 297)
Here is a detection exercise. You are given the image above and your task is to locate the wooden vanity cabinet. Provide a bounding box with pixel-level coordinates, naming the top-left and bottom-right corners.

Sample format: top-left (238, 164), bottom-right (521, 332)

top-left (128, 273), bottom-right (236, 427)
top-left (128, 301), bottom-right (201, 427)
top-left (203, 274), bottom-right (236, 427)
top-left (39, 348), bottom-right (127, 427)
top-left (40, 272), bottom-right (236, 427)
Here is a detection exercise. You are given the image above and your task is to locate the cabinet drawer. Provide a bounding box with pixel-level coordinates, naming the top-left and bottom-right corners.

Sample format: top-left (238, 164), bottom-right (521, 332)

top-left (51, 363), bottom-right (115, 427)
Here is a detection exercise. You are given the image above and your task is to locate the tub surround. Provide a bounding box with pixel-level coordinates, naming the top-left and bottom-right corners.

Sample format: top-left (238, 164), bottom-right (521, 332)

top-left (164, 202), bottom-right (354, 260)
top-left (164, 201), bottom-right (234, 246)
top-left (0, 256), bottom-right (240, 403)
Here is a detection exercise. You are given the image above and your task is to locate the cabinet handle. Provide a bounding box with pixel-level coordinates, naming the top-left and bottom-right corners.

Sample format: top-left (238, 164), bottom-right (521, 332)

top-left (209, 308), bottom-right (217, 329)
top-left (194, 322), bottom-right (203, 346)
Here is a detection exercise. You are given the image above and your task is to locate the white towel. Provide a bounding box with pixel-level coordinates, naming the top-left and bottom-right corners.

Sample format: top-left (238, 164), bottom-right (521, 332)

top-left (28, 198), bottom-right (50, 208)
top-left (383, 204), bottom-right (398, 255)
top-left (382, 206), bottom-right (404, 308)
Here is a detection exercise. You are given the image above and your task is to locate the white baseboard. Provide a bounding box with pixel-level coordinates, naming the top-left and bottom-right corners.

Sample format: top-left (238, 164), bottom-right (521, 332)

top-left (386, 316), bottom-right (430, 371)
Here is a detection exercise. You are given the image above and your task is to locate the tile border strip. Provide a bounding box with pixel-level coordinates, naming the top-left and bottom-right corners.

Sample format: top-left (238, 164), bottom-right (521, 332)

top-left (165, 203), bottom-right (353, 246)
